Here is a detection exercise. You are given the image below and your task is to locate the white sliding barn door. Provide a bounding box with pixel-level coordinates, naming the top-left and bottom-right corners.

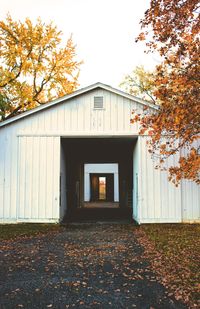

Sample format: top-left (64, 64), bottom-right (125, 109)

top-left (17, 136), bottom-right (60, 222)
top-left (138, 136), bottom-right (182, 223)
top-left (181, 139), bottom-right (200, 222)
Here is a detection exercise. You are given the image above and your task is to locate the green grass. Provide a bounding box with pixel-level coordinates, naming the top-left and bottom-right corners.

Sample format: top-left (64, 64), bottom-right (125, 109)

top-left (0, 223), bottom-right (62, 240)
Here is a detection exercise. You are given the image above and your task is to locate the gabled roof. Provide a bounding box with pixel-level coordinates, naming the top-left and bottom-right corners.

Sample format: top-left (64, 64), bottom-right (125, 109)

top-left (0, 82), bottom-right (157, 128)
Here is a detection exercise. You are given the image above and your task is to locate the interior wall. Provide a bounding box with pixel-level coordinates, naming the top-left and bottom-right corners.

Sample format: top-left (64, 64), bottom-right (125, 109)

top-left (84, 163), bottom-right (119, 202)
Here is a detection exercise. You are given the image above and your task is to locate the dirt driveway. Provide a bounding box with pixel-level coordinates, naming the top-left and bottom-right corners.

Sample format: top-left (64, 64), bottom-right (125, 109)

top-left (0, 224), bottom-right (187, 309)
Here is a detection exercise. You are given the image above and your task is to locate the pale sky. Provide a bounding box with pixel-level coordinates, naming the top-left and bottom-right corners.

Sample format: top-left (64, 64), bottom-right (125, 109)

top-left (0, 0), bottom-right (158, 89)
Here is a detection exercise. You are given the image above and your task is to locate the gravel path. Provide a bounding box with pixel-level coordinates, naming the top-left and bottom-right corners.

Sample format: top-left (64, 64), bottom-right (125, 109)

top-left (0, 224), bottom-right (187, 309)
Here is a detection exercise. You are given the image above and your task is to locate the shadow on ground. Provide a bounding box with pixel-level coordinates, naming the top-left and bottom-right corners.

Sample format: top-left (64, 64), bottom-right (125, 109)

top-left (0, 224), bottom-right (187, 309)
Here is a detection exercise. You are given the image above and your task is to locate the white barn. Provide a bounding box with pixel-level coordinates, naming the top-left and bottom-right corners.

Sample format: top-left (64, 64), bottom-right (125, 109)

top-left (0, 82), bottom-right (199, 224)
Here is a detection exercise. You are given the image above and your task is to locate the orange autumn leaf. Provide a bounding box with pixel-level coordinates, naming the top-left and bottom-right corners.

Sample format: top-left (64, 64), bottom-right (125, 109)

top-left (132, 0), bottom-right (200, 185)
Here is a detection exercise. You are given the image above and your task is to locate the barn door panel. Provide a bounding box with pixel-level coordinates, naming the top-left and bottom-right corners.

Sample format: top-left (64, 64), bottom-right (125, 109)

top-left (17, 136), bottom-right (60, 221)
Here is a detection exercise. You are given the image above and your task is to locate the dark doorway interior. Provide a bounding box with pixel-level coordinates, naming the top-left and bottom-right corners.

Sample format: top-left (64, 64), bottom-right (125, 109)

top-left (90, 173), bottom-right (114, 202)
top-left (61, 137), bottom-right (137, 222)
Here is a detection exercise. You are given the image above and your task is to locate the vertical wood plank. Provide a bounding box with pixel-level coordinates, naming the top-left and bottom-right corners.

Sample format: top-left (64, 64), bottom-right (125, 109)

top-left (38, 137), bottom-right (46, 218)
top-left (18, 137), bottom-right (26, 218)
top-left (45, 137), bottom-right (53, 218)
top-left (31, 137), bottom-right (39, 219)
top-left (52, 137), bottom-right (60, 219)
top-left (24, 136), bottom-right (32, 218)
top-left (10, 130), bottom-right (18, 219)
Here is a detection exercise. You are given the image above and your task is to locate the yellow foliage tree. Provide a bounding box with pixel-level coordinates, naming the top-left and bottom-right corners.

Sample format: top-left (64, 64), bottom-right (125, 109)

top-left (120, 66), bottom-right (156, 103)
top-left (0, 14), bottom-right (81, 120)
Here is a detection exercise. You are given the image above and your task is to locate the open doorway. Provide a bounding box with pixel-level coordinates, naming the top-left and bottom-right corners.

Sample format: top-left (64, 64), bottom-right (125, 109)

top-left (90, 174), bottom-right (114, 202)
top-left (60, 137), bottom-right (136, 221)
top-left (84, 163), bottom-right (119, 204)
top-left (99, 176), bottom-right (106, 200)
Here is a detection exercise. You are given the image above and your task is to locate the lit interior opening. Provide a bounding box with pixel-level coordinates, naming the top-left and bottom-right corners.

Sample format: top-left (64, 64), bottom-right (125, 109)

top-left (99, 176), bottom-right (106, 200)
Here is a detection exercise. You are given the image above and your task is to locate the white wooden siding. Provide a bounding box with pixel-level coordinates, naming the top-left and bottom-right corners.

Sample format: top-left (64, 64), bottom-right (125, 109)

top-left (181, 180), bottom-right (200, 222)
top-left (17, 136), bottom-right (60, 222)
top-left (0, 86), bottom-right (199, 223)
top-left (0, 127), bottom-right (18, 221)
top-left (181, 139), bottom-right (200, 222)
top-left (0, 89), bottom-right (140, 223)
top-left (15, 89), bottom-right (140, 136)
top-left (0, 132), bottom-right (60, 223)
top-left (137, 136), bottom-right (182, 223)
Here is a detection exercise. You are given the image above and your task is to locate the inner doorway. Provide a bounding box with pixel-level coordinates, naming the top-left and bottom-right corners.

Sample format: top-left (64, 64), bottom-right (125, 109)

top-left (90, 174), bottom-right (114, 202)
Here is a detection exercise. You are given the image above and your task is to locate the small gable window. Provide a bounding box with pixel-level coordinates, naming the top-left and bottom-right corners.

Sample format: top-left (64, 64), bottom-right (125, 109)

top-left (94, 96), bottom-right (104, 109)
